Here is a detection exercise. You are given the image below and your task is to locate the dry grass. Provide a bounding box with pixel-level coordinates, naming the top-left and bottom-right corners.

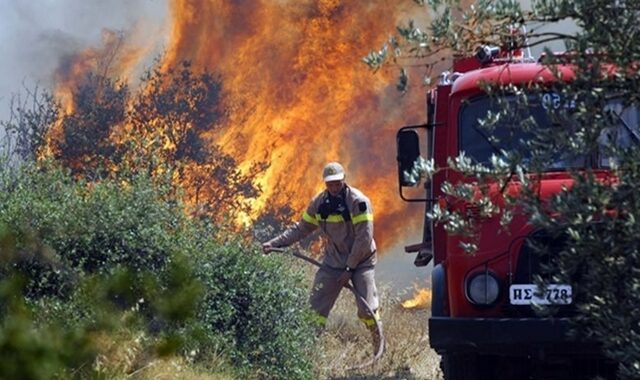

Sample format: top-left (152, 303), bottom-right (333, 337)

top-left (313, 283), bottom-right (443, 380)
top-left (127, 357), bottom-right (235, 380)
top-left (89, 328), bottom-right (234, 380)
top-left (90, 271), bottom-right (443, 379)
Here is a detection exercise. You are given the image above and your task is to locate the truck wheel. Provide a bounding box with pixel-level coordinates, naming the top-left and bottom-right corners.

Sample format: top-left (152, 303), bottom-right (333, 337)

top-left (441, 353), bottom-right (479, 380)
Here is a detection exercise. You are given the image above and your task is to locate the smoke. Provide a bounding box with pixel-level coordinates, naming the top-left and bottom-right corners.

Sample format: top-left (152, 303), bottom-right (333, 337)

top-left (0, 0), bottom-right (168, 121)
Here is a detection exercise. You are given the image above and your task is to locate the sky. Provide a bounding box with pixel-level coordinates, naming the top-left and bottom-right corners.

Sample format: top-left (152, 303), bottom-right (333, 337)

top-left (0, 0), bottom-right (168, 122)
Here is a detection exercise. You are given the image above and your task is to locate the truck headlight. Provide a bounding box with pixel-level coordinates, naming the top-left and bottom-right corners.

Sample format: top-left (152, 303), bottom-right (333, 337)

top-left (466, 272), bottom-right (500, 305)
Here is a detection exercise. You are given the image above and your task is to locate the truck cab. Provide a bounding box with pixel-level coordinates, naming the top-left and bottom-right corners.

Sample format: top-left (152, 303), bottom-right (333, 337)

top-left (396, 48), bottom-right (625, 379)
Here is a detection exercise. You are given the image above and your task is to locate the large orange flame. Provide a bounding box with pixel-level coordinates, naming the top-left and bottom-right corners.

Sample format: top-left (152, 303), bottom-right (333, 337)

top-left (52, 0), bottom-right (435, 251)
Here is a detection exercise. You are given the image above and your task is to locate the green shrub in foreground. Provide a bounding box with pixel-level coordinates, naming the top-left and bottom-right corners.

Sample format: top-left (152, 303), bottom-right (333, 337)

top-left (190, 237), bottom-right (317, 379)
top-left (0, 164), bottom-right (317, 379)
top-left (0, 277), bottom-right (95, 380)
top-left (0, 163), bottom-right (181, 288)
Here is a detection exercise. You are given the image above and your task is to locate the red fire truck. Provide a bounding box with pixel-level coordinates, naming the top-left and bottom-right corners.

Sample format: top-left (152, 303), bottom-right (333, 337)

top-left (396, 47), bottom-right (622, 379)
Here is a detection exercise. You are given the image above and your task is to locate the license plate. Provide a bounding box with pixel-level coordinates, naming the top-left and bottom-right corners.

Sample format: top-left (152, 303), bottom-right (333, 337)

top-left (509, 284), bottom-right (572, 305)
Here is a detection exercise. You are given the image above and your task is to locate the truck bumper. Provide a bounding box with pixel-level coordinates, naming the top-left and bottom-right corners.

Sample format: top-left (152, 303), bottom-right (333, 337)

top-left (429, 316), bottom-right (601, 355)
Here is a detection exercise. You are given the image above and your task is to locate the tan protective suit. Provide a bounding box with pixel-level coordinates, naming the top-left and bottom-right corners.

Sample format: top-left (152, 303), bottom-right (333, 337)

top-left (267, 184), bottom-right (379, 325)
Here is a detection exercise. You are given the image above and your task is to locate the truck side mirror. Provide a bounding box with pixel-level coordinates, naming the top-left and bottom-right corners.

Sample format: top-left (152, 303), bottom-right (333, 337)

top-left (397, 130), bottom-right (421, 187)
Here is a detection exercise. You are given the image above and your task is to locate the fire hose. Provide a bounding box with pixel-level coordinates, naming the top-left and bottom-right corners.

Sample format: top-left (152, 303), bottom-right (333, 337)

top-left (268, 247), bottom-right (385, 370)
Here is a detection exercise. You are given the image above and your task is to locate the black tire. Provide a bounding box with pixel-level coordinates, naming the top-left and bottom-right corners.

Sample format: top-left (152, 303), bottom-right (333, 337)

top-left (441, 353), bottom-right (479, 380)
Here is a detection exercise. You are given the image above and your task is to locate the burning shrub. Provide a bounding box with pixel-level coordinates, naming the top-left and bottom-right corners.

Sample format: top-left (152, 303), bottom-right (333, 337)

top-left (129, 61), bottom-right (224, 165)
top-left (125, 61), bottom-right (264, 225)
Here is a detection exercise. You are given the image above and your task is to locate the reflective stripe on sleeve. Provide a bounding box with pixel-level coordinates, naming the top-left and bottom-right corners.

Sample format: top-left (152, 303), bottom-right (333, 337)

top-left (303, 211), bottom-right (319, 226)
top-left (314, 214), bottom-right (345, 223)
top-left (314, 213), bottom-right (373, 224)
top-left (351, 213), bottom-right (374, 224)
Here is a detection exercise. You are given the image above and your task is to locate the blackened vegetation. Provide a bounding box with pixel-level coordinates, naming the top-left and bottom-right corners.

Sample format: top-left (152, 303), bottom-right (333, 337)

top-left (56, 73), bottom-right (127, 176)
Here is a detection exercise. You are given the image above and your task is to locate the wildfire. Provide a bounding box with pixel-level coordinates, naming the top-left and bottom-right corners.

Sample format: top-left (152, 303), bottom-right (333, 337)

top-left (54, 29), bottom-right (148, 114)
top-left (401, 286), bottom-right (432, 309)
top-left (50, 0), bottom-right (436, 251)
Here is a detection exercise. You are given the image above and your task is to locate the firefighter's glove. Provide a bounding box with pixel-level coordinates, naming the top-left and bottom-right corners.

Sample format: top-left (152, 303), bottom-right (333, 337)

top-left (262, 242), bottom-right (275, 255)
top-left (337, 267), bottom-right (353, 288)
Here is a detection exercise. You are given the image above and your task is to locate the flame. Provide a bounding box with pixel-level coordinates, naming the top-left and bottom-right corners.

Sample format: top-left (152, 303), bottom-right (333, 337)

top-left (401, 286), bottom-right (432, 309)
top-left (54, 29), bottom-right (148, 114)
top-left (50, 0), bottom-right (437, 251)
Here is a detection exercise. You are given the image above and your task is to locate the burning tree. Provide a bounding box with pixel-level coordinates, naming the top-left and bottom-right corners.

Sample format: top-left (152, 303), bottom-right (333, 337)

top-left (54, 73), bottom-right (127, 177)
top-left (34, 56), bottom-right (263, 226)
top-left (122, 61), bottom-right (265, 224)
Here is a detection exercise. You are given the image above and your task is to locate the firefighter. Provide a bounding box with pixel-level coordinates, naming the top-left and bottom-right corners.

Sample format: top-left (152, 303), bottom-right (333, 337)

top-left (262, 162), bottom-right (382, 352)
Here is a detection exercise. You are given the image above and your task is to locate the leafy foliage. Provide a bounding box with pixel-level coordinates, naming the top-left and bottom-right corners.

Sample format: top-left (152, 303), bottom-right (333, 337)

top-left (372, 0), bottom-right (640, 377)
top-left (191, 240), bottom-right (316, 379)
top-left (0, 226), bottom-right (96, 380)
top-left (0, 164), bottom-right (316, 379)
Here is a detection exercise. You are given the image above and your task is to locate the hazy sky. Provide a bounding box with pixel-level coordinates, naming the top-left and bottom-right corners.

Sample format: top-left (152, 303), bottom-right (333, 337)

top-left (0, 0), bottom-right (168, 121)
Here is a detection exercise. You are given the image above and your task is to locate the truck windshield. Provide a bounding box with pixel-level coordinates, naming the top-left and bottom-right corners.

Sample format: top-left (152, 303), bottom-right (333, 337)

top-left (459, 94), bottom-right (640, 169)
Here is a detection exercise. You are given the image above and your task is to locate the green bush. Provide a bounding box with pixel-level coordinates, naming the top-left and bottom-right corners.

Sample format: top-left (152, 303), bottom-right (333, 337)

top-left (0, 163), bottom-right (316, 379)
top-left (0, 278), bottom-right (95, 380)
top-left (0, 163), bottom-right (183, 296)
top-left (0, 225), bottom-right (97, 380)
top-left (190, 237), bottom-right (317, 379)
